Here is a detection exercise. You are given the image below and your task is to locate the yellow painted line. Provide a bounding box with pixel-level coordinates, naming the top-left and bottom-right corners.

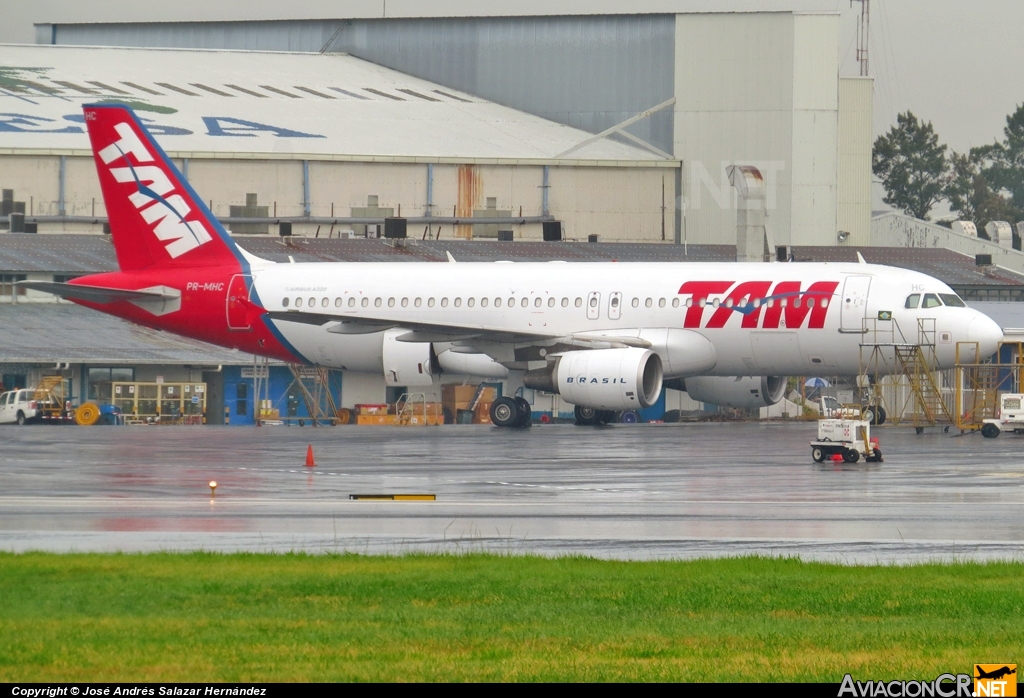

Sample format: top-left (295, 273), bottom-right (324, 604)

top-left (349, 494), bottom-right (437, 501)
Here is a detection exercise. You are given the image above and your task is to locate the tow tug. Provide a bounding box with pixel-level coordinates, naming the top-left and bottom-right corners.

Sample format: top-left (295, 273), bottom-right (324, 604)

top-left (981, 393), bottom-right (1024, 438)
top-left (811, 418), bottom-right (883, 463)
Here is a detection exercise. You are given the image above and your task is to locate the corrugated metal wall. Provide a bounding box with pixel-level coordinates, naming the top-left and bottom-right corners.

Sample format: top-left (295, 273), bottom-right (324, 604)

top-left (49, 16), bottom-right (675, 154)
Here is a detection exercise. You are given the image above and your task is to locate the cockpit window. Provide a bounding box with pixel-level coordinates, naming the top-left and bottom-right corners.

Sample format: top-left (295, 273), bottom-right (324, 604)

top-left (939, 293), bottom-right (966, 308)
top-left (905, 294), bottom-right (920, 309)
top-left (922, 293), bottom-right (942, 309)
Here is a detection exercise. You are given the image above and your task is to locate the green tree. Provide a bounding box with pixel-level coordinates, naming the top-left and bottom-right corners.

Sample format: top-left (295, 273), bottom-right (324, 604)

top-left (945, 150), bottom-right (1018, 234)
top-left (873, 111), bottom-right (948, 220)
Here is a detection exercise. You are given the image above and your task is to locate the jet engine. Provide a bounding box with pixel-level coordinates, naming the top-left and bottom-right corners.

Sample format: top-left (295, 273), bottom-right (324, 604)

top-left (524, 347), bottom-right (663, 410)
top-left (381, 329), bottom-right (434, 387)
top-left (682, 375), bottom-right (787, 409)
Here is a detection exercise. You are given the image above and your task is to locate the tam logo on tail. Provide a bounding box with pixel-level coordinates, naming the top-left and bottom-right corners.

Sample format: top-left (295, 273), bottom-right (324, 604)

top-left (83, 104), bottom-right (242, 272)
top-left (96, 120), bottom-right (212, 259)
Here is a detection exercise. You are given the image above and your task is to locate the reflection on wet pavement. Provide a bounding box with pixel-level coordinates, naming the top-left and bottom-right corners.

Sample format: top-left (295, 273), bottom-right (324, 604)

top-left (1, 423), bottom-right (1022, 563)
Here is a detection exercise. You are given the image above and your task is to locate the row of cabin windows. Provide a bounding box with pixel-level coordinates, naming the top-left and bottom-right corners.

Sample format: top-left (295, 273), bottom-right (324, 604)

top-left (281, 294), bottom-right (831, 310)
top-left (283, 296), bottom-right (587, 309)
top-left (905, 293), bottom-right (967, 309)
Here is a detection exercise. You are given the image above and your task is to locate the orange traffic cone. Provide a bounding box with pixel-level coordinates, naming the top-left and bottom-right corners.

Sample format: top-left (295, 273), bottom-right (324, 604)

top-left (305, 444), bottom-right (316, 468)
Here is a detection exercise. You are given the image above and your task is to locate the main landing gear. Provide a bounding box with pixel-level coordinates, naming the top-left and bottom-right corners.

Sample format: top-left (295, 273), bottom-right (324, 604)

top-left (490, 396), bottom-right (532, 428)
top-left (574, 405), bottom-right (616, 426)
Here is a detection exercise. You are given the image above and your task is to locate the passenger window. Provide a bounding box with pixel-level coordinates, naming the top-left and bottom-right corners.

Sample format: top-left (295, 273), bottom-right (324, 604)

top-left (308, 297), bottom-right (315, 307)
top-left (561, 298), bottom-right (568, 307)
top-left (349, 297), bottom-right (356, 307)
top-left (441, 298), bottom-right (448, 307)
top-left (401, 298), bottom-right (409, 307)
top-left (821, 298), bottom-right (829, 308)
top-left (632, 298), bottom-right (639, 308)
top-left (322, 298), bottom-right (329, 308)
top-left (282, 297), bottom-right (290, 308)
top-left (521, 298), bottom-right (529, 308)
top-left (922, 294), bottom-right (942, 309)
top-left (535, 297), bottom-right (543, 308)
top-left (467, 298), bottom-right (475, 307)
top-left (939, 293), bottom-right (966, 307)
top-left (548, 297), bottom-right (556, 307)
top-left (589, 296), bottom-right (598, 308)
top-left (611, 296), bottom-right (619, 308)
top-left (807, 298), bottom-right (815, 308)
top-left (905, 294), bottom-right (920, 309)
top-left (296, 297), bottom-right (303, 308)
top-left (375, 298), bottom-right (382, 307)
top-left (454, 298), bottom-right (461, 307)
top-left (575, 298), bottom-right (582, 308)
top-left (428, 298), bottom-right (435, 307)
top-left (480, 297), bottom-right (487, 307)
top-left (494, 298), bottom-right (502, 308)
top-left (672, 298), bottom-right (679, 308)
top-left (335, 297), bottom-right (342, 307)
top-left (793, 298), bottom-right (801, 308)
top-left (362, 298), bottom-right (369, 307)
top-left (659, 298), bottom-right (666, 308)
top-left (685, 298), bottom-right (692, 308)
top-left (645, 298), bottom-right (653, 308)
top-left (388, 298), bottom-right (395, 307)
top-left (508, 297), bottom-right (515, 307)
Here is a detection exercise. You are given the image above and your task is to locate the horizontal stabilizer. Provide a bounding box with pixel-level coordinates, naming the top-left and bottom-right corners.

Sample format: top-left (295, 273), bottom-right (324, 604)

top-left (17, 281), bottom-right (179, 305)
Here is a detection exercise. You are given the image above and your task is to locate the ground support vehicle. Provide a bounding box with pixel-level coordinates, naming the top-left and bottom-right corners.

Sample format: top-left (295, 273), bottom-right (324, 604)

top-left (811, 419), bottom-right (883, 463)
top-left (981, 394), bottom-right (1024, 438)
top-left (0, 389), bottom-right (41, 425)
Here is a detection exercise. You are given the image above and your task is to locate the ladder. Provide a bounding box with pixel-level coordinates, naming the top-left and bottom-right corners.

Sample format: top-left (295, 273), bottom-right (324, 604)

top-left (893, 345), bottom-right (953, 426)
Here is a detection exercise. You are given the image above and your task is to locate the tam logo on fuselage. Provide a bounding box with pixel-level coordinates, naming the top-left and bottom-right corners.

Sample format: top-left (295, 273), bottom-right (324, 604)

top-left (97, 119), bottom-right (212, 259)
top-left (679, 280), bottom-right (840, 329)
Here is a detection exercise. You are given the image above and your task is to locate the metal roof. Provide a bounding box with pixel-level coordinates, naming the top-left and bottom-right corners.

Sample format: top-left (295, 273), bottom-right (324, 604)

top-left (0, 44), bottom-right (666, 164)
top-left (0, 303), bottom-right (251, 365)
top-left (2, 234), bottom-right (1023, 289)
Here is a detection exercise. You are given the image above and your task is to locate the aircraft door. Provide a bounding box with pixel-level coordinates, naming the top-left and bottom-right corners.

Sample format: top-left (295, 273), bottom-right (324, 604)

top-left (840, 275), bottom-right (872, 332)
top-left (226, 274), bottom-right (254, 331)
top-left (608, 292), bottom-right (622, 320)
top-left (587, 292), bottom-right (601, 320)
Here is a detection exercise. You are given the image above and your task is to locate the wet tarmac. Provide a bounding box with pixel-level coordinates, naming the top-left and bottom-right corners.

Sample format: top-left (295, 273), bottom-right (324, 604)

top-left (1, 422), bottom-right (1023, 564)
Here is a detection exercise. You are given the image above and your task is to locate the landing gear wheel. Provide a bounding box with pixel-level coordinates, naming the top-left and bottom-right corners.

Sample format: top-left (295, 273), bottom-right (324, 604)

top-left (876, 406), bottom-right (887, 425)
top-left (619, 410), bottom-right (641, 424)
top-left (574, 405), bottom-right (598, 426)
top-left (843, 448), bottom-right (860, 463)
top-left (812, 447), bottom-right (825, 463)
top-left (981, 423), bottom-right (1000, 438)
top-left (490, 397), bottom-right (519, 428)
top-left (513, 397), bottom-right (532, 428)
top-left (862, 406), bottom-right (878, 425)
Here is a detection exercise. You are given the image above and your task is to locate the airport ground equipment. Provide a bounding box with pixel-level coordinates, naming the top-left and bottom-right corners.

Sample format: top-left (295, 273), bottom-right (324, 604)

top-left (0, 388), bottom-right (41, 425)
top-left (810, 418), bottom-right (882, 463)
top-left (31, 376), bottom-right (71, 423)
top-left (980, 394), bottom-right (1024, 438)
top-left (954, 340), bottom-right (1024, 433)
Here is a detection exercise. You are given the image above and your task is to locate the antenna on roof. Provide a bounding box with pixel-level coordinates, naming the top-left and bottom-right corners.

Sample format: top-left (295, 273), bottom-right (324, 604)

top-left (851, 0), bottom-right (870, 76)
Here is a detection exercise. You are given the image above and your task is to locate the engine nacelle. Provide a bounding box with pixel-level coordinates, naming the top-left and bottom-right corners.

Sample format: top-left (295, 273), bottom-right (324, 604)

top-left (683, 375), bottom-right (787, 409)
top-left (435, 349), bottom-right (509, 379)
top-left (525, 347), bottom-right (663, 410)
top-left (382, 329), bottom-right (434, 386)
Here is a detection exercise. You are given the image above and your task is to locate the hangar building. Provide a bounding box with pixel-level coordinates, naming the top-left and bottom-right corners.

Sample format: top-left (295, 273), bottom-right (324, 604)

top-left (4, 2), bottom-right (874, 247)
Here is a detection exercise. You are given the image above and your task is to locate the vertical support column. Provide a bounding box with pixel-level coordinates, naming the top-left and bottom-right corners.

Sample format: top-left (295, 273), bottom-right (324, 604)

top-left (541, 165), bottom-right (550, 218)
top-left (58, 155), bottom-right (66, 217)
top-left (302, 160), bottom-right (311, 217)
top-left (674, 165), bottom-right (683, 245)
top-left (727, 165), bottom-right (766, 263)
top-left (425, 163), bottom-right (434, 217)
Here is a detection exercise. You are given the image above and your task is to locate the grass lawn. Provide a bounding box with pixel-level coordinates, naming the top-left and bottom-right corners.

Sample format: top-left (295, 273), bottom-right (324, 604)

top-left (1, 553), bottom-right (1020, 682)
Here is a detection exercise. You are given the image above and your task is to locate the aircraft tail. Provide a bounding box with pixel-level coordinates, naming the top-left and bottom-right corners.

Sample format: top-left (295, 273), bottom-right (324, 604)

top-left (83, 103), bottom-right (245, 272)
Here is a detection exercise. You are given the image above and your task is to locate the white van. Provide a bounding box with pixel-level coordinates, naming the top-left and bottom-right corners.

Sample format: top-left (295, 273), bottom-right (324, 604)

top-left (0, 389), bottom-right (40, 425)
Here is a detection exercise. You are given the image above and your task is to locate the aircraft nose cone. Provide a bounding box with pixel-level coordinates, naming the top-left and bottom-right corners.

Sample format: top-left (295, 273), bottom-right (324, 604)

top-left (968, 313), bottom-right (1003, 359)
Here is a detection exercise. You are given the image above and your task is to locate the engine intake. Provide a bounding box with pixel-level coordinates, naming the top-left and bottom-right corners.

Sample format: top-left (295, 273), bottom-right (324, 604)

top-left (525, 347), bottom-right (663, 410)
top-left (683, 375), bottom-right (786, 409)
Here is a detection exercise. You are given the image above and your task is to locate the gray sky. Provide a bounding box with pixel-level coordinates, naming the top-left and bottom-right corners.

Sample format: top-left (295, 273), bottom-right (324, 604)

top-left (2, 0), bottom-right (1022, 153)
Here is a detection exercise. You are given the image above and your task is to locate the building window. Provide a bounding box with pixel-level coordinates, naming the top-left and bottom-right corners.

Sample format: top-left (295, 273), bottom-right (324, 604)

top-left (0, 274), bottom-right (27, 298)
top-left (87, 367), bottom-right (135, 401)
top-left (236, 382), bottom-right (248, 416)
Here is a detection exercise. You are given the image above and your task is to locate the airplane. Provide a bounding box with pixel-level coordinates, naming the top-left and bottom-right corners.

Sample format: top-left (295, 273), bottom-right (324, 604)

top-left (22, 104), bottom-right (1004, 427)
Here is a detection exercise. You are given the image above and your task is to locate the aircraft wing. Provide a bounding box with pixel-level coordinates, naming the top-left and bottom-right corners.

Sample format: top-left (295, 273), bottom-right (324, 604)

top-left (267, 309), bottom-right (665, 362)
top-left (266, 310), bottom-right (555, 345)
top-left (17, 281), bottom-right (181, 305)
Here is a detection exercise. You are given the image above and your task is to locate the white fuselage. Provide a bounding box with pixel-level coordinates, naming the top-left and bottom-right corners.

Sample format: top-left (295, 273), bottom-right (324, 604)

top-left (250, 260), bottom-right (1003, 377)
